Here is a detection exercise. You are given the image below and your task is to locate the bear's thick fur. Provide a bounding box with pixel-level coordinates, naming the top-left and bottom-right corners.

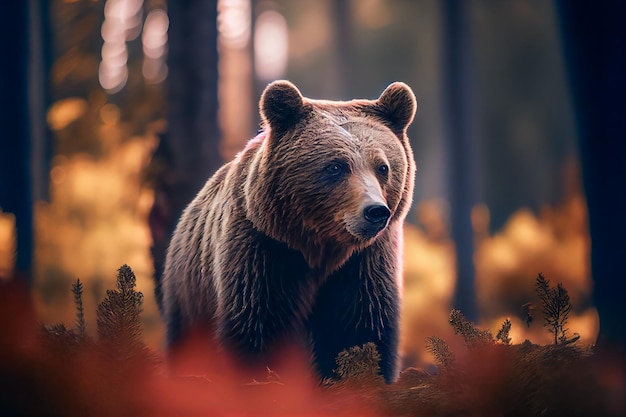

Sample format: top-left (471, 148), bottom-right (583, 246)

top-left (157, 80), bottom-right (417, 382)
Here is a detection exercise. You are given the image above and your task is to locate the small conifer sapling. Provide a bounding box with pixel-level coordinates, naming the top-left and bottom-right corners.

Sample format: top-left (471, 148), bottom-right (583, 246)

top-left (96, 264), bottom-right (147, 360)
top-left (425, 336), bottom-right (455, 369)
top-left (496, 319), bottom-right (512, 345)
top-left (449, 309), bottom-right (494, 349)
top-left (72, 278), bottom-right (86, 340)
top-left (535, 273), bottom-right (574, 344)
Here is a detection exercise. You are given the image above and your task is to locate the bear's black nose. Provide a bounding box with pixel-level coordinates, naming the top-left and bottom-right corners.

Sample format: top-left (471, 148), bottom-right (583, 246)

top-left (364, 205), bottom-right (391, 224)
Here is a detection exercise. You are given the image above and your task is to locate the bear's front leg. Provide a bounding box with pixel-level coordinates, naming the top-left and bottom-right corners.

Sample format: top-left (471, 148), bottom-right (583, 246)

top-left (308, 227), bottom-right (402, 383)
top-left (216, 231), bottom-right (316, 364)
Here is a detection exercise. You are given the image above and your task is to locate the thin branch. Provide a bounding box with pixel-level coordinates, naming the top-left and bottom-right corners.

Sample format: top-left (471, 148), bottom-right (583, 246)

top-left (72, 278), bottom-right (86, 339)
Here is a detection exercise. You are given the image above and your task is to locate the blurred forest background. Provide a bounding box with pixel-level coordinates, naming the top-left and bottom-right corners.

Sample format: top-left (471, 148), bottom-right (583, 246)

top-left (0, 0), bottom-right (624, 367)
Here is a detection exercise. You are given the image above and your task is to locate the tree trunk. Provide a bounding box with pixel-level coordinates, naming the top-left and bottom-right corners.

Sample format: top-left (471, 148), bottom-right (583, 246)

top-left (441, 0), bottom-right (479, 321)
top-left (0, 1), bottom-right (51, 283)
top-left (0, 2), bottom-right (31, 280)
top-left (150, 0), bottom-right (222, 307)
top-left (330, 0), bottom-right (352, 99)
top-left (557, 1), bottom-right (626, 347)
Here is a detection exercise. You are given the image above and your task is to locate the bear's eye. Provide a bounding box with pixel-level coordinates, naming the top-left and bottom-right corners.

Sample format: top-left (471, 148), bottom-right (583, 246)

top-left (326, 163), bottom-right (343, 175)
top-left (377, 164), bottom-right (389, 175)
top-left (324, 162), bottom-right (348, 179)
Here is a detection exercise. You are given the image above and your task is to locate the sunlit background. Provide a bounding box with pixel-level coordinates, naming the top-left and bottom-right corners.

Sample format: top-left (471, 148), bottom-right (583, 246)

top-left (0, 0), bottom-right (598, 367)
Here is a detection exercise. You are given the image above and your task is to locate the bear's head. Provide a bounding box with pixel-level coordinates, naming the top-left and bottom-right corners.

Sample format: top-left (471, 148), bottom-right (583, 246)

top-left (245, 80), bottom-right (416, 272)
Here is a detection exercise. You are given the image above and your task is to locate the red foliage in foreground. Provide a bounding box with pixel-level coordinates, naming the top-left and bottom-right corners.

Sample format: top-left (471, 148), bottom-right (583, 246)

top-left (0, 279), bottom-right (374, 417)
top-left (1, 278), bottom-right (624, 417)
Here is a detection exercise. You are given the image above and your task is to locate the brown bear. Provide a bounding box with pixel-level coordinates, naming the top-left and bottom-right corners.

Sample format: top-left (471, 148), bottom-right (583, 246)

top-left (156, 80), bottom-right (417, 383)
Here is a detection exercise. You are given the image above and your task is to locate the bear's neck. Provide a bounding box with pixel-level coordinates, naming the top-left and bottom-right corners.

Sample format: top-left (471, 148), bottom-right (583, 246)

top-left (259, 229), bottom-right (355, 280)
top-left (298, 240), bottom-right (357, 279)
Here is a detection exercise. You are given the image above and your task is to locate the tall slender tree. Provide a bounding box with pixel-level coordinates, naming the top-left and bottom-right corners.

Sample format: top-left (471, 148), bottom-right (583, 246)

top-left (150, 0), bottom-right (222, 306)
top-left (558, 1), bottom-right (626, 347)
top-left (0, 1), bottom-right (52, 283)
top-left (441, 0), bottom-right (479, 321)
top-left (0, 3), bottom-right (31, 280)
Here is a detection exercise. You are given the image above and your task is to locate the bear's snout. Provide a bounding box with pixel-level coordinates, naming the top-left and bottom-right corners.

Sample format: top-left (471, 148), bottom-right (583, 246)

top-left (347, 173), bottom-right (391, 239)
top-left (363, 204), bottom-right (391, 225)
top-left (354, 203), bottom-right (390, 239)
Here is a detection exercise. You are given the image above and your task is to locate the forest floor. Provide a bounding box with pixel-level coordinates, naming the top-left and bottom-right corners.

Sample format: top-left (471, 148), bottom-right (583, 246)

top-left (0, 266), bottom-right (623, 417)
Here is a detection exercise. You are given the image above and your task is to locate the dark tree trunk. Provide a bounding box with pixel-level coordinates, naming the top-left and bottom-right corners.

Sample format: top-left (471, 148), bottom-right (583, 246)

top-left (29, 0), bottom-right (53, 204)
top-left (0, 1), bottom-right (51, 283)
top-left (557, 1), bottom-right (626, 347)
top-left (330, 0), bottom-right (352, 99)
top-left (441, 0), bottom-right (479, 321)
top-left (0, 2), bottom-right (31, 280)
top-left (150, 0), bottom-right (222, 307)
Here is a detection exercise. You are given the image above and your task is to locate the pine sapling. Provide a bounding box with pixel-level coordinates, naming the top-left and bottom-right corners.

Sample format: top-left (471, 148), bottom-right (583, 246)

top-left (334, 342), bottom-right (383, 384)
top-left (495, 319), bottom-right (512, 345)
top-left (535, 273), bottom-right (573, 344)
top-left (72, 278), bottom-right (86, 340)
top-left (449, 309), bottom-right (494, 349)
top-left (425, 336), bottom-right (455, 369)
top-left (96, 264), bottom-right (147, 360)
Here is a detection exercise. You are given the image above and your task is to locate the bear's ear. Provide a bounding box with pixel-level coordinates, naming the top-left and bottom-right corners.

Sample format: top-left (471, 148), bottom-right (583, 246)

top-left (374, 82), bottom-right (417, 133)
top-left (260, 80), bottom-right (310, 133)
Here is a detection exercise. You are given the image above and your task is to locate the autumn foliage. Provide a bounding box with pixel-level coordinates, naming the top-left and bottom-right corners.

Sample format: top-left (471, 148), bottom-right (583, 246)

top-left (0, 266), bottom-right (623, 416)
